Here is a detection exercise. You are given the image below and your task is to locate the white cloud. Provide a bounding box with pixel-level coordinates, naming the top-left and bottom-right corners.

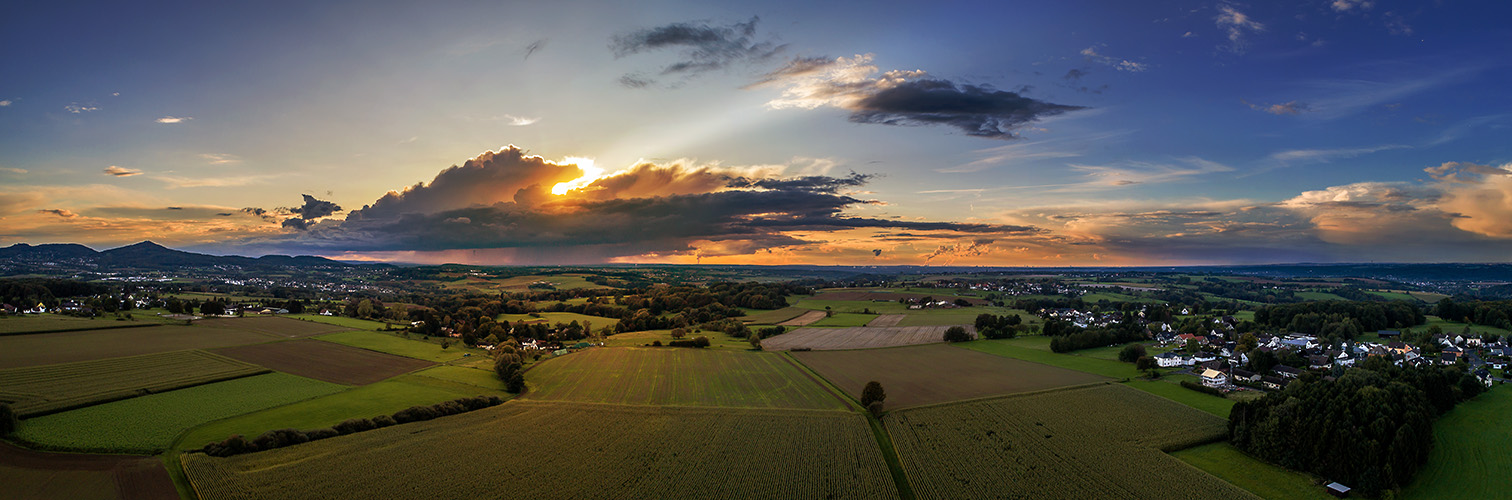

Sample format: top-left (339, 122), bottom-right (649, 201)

top-left (155, 175), bottom-right (273, 189)
top-left (1065, 156), bottom-right (1234, 189)
top-left (504, 115), bottom-right (539, 126)
top-left (103, 166), bottom-right (143, 177)
top-left (1331, 0), bottom-right (1373, 12)
top-left (200, 153), bottom-right (241, 165)
top-left (1269, 144), bottom-right (1407, 163)
top-left (1215, 4), bottom-right (1265, 52)
top-left (0, 167), bottom-right (26, 174)
top-left (0, 100), bottom-right (11, 107)
top-left (65, 103), bottom-right (100, 113)
top-left (156, 116), bottom-right (192, 124)
top-left (1080, 46), bottom-right (1148, 72)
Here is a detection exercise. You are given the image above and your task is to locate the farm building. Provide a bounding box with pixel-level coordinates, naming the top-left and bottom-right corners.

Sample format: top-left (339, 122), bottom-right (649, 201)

top-left (1325, 482), bottom-right (1351, 498)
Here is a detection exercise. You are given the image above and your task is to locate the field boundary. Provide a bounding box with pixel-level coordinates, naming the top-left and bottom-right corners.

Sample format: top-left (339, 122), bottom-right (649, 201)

top-left (17, 368), bottom-right (272, 419)
top-left (892, 381), bottom-right (1117, 413)
top-left (778, 352), bottom-right (858, 410)
top-left (0, 322), bottom-right (157, 337)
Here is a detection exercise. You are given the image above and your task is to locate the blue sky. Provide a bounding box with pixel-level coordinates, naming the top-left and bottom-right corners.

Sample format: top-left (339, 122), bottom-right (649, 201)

top-left (2, 0), bottom-right (1510, 265)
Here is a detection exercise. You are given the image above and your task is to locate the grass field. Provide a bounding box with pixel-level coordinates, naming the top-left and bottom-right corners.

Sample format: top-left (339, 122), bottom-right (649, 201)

top-left (13, 373), bottom-right (344, 454)
top-left (285, 314), bottom-right (392, 330)
top-left (211, 339), bottom-right (435, 385)
top-left (1366, 290), bottom-right (1418, 302)
top-left (411, 365), bottom-right (505, 390)
top-left (0, 325), bottom-right (278, 369)
top-left (893, 307), bottom-right (1037, 327)
top-left (808, 312), bottom-right (878, 327)
top-left (1400, 385), bottom-right (1512, 499)
top-left (523, 348), bottom-right (846, 410)
top-left (0, 350), bottom-right (267, 417)
top-left (1123, 378), bottom-right (1236, 418)
top-left (958, 338), bottom-right (1144, 379)
top-left (1294, 291), bottom-right (1348, 301)
top-left (173, 373), bottom-right (507, 453)
top-left (1173, 443), bottom-right (1329, 500)
top-left (316, 330), bottom-right (478, 362)
top-left (495, 311), bottom-right (619, 327)
top-left (1421, 316), bottom-right (1511, 336)
top-left (762, 325), bottom-right (972, 351)
top-left (602, 329), bottom-right (753, 349)
top-left (792, 299), bottom-right (909, 314)
top-left (887, 384), bottom-right (1253, 500)
top-left (739, 306), bottom-right (808, 325)
top-left (793, 343), bottom-right (1110, 409)
top-left (184, 401), bottom-right (898, 500)
top-left (0, 314), bottom-right (150, 335)
top-left (194, 316), bottom-right (350, 338)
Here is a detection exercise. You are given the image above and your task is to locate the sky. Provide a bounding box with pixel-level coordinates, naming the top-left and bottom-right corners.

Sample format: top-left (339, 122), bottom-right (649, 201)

top-left (2, 0), bottom-right (1510, 266)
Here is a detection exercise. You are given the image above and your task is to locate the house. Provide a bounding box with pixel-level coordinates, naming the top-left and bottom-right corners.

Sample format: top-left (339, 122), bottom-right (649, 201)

top-left (1326, 482), bottom-right (1352, 498)
top-left (1261, 376), bottom-right (1286, 390)
top-left (1273, 365), bottom-right (1303, 379)
top-left (1231, 368), bottom-right (1259, 383)
top-left (1441, 352), bottom-right (1461, 365)
top-left (1193, 352), bottom-right (1218, 363)
top-left (1155, 351), bottom-right (1192, 368)
top-left (1473, 368), bottom-right (1494, 387)
top-left (1200, 368), bottom-right (1228, 388)
top-left (1308, 355), bottom-right (1332, 370)
top-left (0, 304), bottom-right (15, 314)
top-left (23, 303), bottom-right (46, 314)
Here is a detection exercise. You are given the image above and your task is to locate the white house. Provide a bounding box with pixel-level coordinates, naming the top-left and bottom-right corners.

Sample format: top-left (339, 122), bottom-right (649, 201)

top-left (1155, 352), bottom-right (1193, 368)
top-left (1200, 368), bottom-right (1228, 388)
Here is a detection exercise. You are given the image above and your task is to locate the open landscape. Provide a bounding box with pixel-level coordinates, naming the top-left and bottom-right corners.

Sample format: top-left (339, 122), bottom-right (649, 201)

top-left (762, 326), bottom-right (976, 351)
top-left (792, 343), bottom-right (1109, 409)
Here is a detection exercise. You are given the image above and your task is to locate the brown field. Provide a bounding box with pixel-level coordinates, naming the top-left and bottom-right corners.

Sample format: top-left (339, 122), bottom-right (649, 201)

top-left (195, 316), bottom-right (351, 338)
top-left (0, 350), bottom-right (268, 417)
top-left (211, 340), bottom-right (434, 385)
top-left (777, 310), bottom-right (827, 326)
top-left (762, 325), bottom-right (976, 351)
top-left (866, 314), bottom-right (906, 327)
top-left (0, 442), bottom-right (176, 500)
top-left (0, 325), bottom-right (280, 369)
top-left (814, 290), bottom-right (989, 305)
top-left (792, 343), bottom-right (1110, 409)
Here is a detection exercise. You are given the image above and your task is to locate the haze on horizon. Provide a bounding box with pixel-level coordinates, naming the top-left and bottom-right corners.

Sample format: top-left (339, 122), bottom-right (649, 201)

top-left (2, 1), bottom-right (1510, 266)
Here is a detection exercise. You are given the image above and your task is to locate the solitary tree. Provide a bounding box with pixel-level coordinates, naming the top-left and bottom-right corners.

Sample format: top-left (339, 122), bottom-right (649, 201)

top-left (1118, 343), bottom-right (1147, 363)
top-left (1135, 356), bottom-right (1157, 376)
top-left (861, 381), bottom-right (886, 407)
top-left (943, 326), bottom-right (972, 342)
top-left (748, 331), bottom-right (762, 350)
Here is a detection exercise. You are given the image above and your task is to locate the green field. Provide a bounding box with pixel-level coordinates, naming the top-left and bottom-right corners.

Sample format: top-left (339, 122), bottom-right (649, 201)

top-left (0, 350), bottom-right (268, 417)
top-left (523, 348), bottom-right (846, 410)
top-left (1173, 443), bottom-right (1329, 500)
top-left (411, 365), bottom-right (505, 390)
top-left (0, 325), bottom-right (279, 369)
top-left (791, 299), bottom-right (908, 314)
top-left (495, 311), bottom-right (619, 328)
top-left (0, 314), bottom-right (151, 334)
top-left (13, 373), bottom-right (343, 454)
top-left (602, 329), bottom-right (751, 349)
top-left (1366, 290), bottom-right (1418, 302)
top-left (316, 330), bottom-right (477, 362)
top-left (173, 373), bottom-right (506, 453)
top-left (893, 307), bottom-right (1038, 327)
top-left (184, 401), bottom-right (898, 500)
top-left (1400, 385), bottom-right (1512, 499)
top-left (808, 312), bottom-right (877, 327)
top-left (285, 314), bottom-right (392, 330)
top-left (1294, 291), bottom-right (1347, 301)
top-left (1420, 316), bottom-right (1511, 336)
top-left (887, 384), bottom-right (1252, 500)
top-left (957, 338), bottom-right (1144, 379)
top-left (738, 306), bottom-right (808, 325)
top-left (1123, 378), bottom-right (1236, 418)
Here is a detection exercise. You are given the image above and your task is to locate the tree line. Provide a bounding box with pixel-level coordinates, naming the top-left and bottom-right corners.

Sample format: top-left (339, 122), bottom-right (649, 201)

top-left (1253, 300), bottom-right (1423, 340)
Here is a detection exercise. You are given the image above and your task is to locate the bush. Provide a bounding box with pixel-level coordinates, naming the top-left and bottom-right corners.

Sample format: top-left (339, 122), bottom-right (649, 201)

top-left (372, 415), bottom-right (397, 427)
top-left (252, 428), bottom-right (309, 451)
top-left (867, 400), bottom-right (885, 417)
top-left (1179, 380), bottom-right (1225, 397)
top-left (333, 418), bottom-right (377, 435)
top-left (943, 326), bottom-right (972, 343)
top-left (1118, 343), bottom-right (1147, 363)
top-left (304, 427), bottom-right (339, 441)
top-left (0, 403), bottom-right (16, 437)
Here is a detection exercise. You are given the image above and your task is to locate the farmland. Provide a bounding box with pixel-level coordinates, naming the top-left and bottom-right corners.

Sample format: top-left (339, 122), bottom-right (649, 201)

top-left (1173, 443), bottom-right (1330, 500)
top-left (211, 340), bottom-right (435, 385)
top-left (0, 314), bottom-right (161, 335)
top-left (761, 325), bottom-right (974, 351)
top-left (602, 329), bottom-right (752, 349)
top-left (887, 384), bottom-right (1255, 500)
top-left (13, 372), bottom-right (343, 454)
top-left (285, 314), bottom-right (393, 330)
top-left (792, 344), bottom-right (1109, 409)
top-left (184, 401), bottom-right (897, 500)
top-left (1, 442), bottom-right (176, 500)
top-left (0, 350), bottom-right (267, 417)
top-left (959, 337), bottom-right (1144, 379)
top-left (739, 306), bottom-right (807, 325)
top-left (495, 311), bottom-right (619, 327)
top-left (1400, 386), bottom-right (1512, 500)
top-left (194, 316), bottom-right (351, 338)
top-left (866, 314), bottom-right (906, 327)
top-left (0, 325), bottom-right (280, 369)
top-left (777, 310), bottom-right (827, 326)
top-left (808, 312), bottom-right (877, 327)
top-left (315, 329), bottom-right (478, 362)
top-left (523, 348), bottom-right (846, 410)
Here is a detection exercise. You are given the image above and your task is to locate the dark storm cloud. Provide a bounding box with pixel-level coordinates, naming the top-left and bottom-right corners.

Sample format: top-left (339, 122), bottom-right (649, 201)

top-left (847, 79), bottom-right (1087, 139)
top-left (289, 194), bottom-right (341, 219)
top-left (611, 17), bottom-right (783, 86)
top-left (725, 171), bottom-right (873, 193)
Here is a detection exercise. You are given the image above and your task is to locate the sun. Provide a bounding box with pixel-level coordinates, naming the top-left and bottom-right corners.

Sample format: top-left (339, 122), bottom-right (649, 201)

top-left (550, 157), bottom-right (605, 195)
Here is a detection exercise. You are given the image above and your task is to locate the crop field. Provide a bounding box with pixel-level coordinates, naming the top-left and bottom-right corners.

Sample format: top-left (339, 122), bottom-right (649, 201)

top-left (1400, 386), bottom-right (1512, 500)
top-left (792, 344), bottom-right (1110, 409)
top-left (194, 316), bottom-right (351, 338)
top-left (1421, 316), bottom-right (1512, 336)
top-left (887, 384), bottom-right (1255, 500)
top-left (778, 310), bottom-right (827, 326)
top-left (809, 312), bottom-right (877, 327)
top-left (411, 365), bottom-right (504, 390)
top-left (495, 311), bottom-right (619, 327)
top-left (960, 338), bottom-right (1143, 379)
top-left (866, 314), bottom-right (906, 327)
top-left (602, 329), bottom-right (751, 349)
top-left (739, 306), bottom-right (808, 325)
top-left (0, 350), bottom-right (267, 417)
top-left (184, 401), bottom-right (897, 500)
top-left (173, 373), bottom-right (506, 453)
top-left (1122, 379), bottom-right (1236, 418)
top-left (0, 325), bottom-right (279, 369)
top-left (211, 340), bottom-right (434, 385)
top-left (0, 314), bottom-right (155, 335)
top-left (893, 307), bottom-right (1040, 327)
top-left (761, 326), bottom-right (975, 351)
top-left (285, 314), bottom-right (392, 330)
top-left (13, 372), bottom-right (344, 454)
top-left (316, 330), bottom-right (477, 362)
top-left (523, 348), bottom-right (846, 410)
top-left (0, 442), bottom-right (176, 500)
top-left (812, 290), bottom-right (989, 305)
top-left (1173, 443), bottom-right (1330, 500)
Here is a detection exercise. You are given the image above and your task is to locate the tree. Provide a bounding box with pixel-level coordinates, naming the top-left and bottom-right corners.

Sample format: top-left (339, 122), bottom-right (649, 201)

top-left (825, 306), bottom-right (833, 318)
top-left (506, 372), bottom-right (525, 393)
top-left (356, 299), bottom-right (375, 319)
top-left (861, 381), bottom-right (886, 407)
top-left (748, 331), bottom-right (762, 350)
top-left (670, 327), bottom-right (687, 340)
top-left (0, 402), bottom-right (15, 437)
top-left (943, 326), bottom-right (972, 342)
top-left (1135, 356), bottom-right (1157, 374)
top-left (867, 400), bottom-right (885, 417)
top-left (200, 300), bottom-right (225, 316)
top-left (1236, 333), bottom-right (1258, 353)
top-left (1118, 343), bottom-right (1147, 363)
top-left (493, 345), bottom-right (524, 391)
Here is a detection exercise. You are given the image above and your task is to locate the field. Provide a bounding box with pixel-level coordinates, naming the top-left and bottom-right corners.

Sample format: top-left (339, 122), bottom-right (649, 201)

top-left (1122, 378), bottom-right (1236, 418)
top-left (808, 312), bottom-right (877, 327)
top-left (184, 401), bottom-right (898, 500)
top-left (739, 306), bottom-right (807, 325)
top-left (523, 348), bottom-right (846, 410)
top-left (1421, 315), bottom-right (1512, 336)
top-left (793, 343), bottom-right (1110, 409)
top-left (194, 316), bottom-right (351, 338)
top-left (866, 314), bottom-right (906, 327)
top-left (495, 311), bottom-right (619, 327)
top-left (959, 337), bottom-right (1143, 379)
top-left (1294, 291), bottom-right (1348, 301)
top-left (887, 384), bottom-right (1255, 500)
top-left (0, 442), bottom-right (176, 500)
top-left (316, 330), bottom-right (478, 362)
top-left (1400, 385), bottom-right (1512, 499)
top-left (811, 290), bottom-right (988, 305)
top-left (602, 329), bottom-right (752, 349)
top-left (778, 310), bottom-right (827, 326)
top-left (173, 373), bottom-right (507, 453)
top-left (761, 325), bottom-right (974, 351)
top-left (0, 325), bottom-right (280, 369)
top-left (211, 340), bottom-right (435, 385)
top-left (0, 314), bottom-right (156, 335)
top-left (0, 350), bottom-right (267, 417)
top-left (12, 372), bottom-right (344, 454)
top-left (285, 314), bottom-right (393, 330)
top-left (893, 307), bottom-right (1038, 327)
top-left (1173, 443), bottom-right (1330, 500)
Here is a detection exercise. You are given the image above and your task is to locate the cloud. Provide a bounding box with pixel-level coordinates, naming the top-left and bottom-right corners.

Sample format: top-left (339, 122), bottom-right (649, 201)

top-left (38, 209), bottom-right (79, 218)
top-left (65, 103), bottom-right (100, 114)
top-left (1247, 100), bottom-right (1310, 115)
top-left (104, 166), bottom-right (143, 177)
top-left (0, 167), bottom-right (27, 174)
top-left (1065, 156), bottom-right (1234, 189)
top-left (1215, 3), bottom-right (1264, 52)
top-left (757, 54), bottom-right (1086, 139)
top-left (523, 39), bottom-right (546, 60)
top-left (155, 175), bottom-right (271, 188)
top-left (503, 114), bottom-right (539, 126)
top-left (0, 100), bottom-right (11, 107)
top-left (1268, 144), bottom-right (1407, 164)
top-left (289, 194), bottom-right (342, 219)
top-left (200, 153), bottom-right (241, 165)
top-left (1331, 0), bottom-right (1373, 11)
top-left (155, 116), bottom-right (192, 124)
top-left (611, 17), bottom-right (783, 86)
top-left (1079, 46), bottom-right (1148, 72)
top-left (1427, 162), bottom-right (1512, 238)
top-left (1295, 66), bottom-right (1479, 120)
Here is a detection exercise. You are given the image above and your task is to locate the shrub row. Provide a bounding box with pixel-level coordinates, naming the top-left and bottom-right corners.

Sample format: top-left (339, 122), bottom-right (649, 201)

top-left (1179, 380), bottom-right (1226, 397)
top-left (201, 395), bottom-right (504, 457)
